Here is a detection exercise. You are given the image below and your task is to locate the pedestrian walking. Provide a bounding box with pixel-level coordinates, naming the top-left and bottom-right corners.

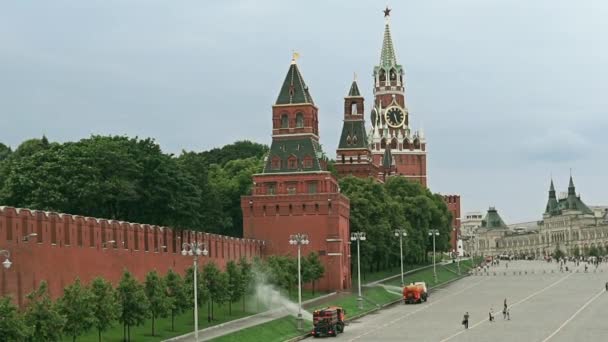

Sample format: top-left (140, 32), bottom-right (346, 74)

top-left (462, 312), bottom-right (469, 329)
top-left (489, 308), bottom-right (495, 322)
top-left (502, 306), bottom-right (507, 319)
top-left (506, 306), bottom-right (510, 320)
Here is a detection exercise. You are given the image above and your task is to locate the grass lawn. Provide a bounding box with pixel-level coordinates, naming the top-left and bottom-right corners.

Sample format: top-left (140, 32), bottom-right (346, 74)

top-left (61, 289), bottom-right (325, 342)
top-left (210, 262), bottom-right (472, 341)
top-left (354, 262), bottom-right (431, 284)
top-left (211, 316), bottom-right (313, 342)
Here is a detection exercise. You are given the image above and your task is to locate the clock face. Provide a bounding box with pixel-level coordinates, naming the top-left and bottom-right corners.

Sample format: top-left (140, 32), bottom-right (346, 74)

top-left (384, 106), bottom-right (405, 128)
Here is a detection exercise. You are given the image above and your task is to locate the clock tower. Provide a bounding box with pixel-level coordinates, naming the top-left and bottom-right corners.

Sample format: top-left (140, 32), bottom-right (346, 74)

top-left (369, 10), bottom-right (427, 186)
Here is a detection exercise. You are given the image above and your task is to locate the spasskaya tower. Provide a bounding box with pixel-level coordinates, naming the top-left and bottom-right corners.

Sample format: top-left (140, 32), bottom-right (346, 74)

top-left (368, 7), bottom-right (427, 186)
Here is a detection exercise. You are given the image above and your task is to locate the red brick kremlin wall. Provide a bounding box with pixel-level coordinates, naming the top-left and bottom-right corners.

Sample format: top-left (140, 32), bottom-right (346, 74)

top-left (0, 206), bottom-right (263, 307)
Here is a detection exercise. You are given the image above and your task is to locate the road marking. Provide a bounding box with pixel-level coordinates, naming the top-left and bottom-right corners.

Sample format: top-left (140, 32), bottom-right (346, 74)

top-left (540, 288), bottom-right (605, 342)
top-left (347, 278), bottom-right (487, 342)
top-left (438, 273), bottom-right (573, 342)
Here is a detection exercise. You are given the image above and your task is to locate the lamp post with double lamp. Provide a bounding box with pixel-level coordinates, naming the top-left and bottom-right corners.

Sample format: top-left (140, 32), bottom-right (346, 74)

top-left (182, 241), bottom-right (208, 342)
top-left (394, 229), bottom-right (408, 286)
top-left (428, 229), bottom-right (440, 283)
top-left (452, 228), bottom-right (461, 275)
top-left (1, 249), bottom-right (11, 269)
top-left (289, 233), bottom-right (309, 331)
top-left (351, 232), bottom-right (366, 309)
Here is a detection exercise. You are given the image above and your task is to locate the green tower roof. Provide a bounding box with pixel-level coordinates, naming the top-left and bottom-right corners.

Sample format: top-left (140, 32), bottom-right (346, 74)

top-left (275, 61), bottom-right (314, 105)
top-left (380, 23), bottom-right (397, 67)
top-left (382, 147), bottom-right (393, 170)
top-left (481, 207), bottom-right (508, 229)
top-left (338, 121), bottom-right (368, 150)
top-left (347, 80), bottom-right (361, 97)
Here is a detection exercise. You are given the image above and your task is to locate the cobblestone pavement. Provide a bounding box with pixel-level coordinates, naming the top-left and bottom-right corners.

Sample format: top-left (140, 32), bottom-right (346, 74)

top-left (321, 260), bottom-right (608, 342)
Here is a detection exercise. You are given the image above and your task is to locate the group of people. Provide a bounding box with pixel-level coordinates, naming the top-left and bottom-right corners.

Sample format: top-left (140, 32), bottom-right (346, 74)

top-left (462, 298), bottom-right (510, 329)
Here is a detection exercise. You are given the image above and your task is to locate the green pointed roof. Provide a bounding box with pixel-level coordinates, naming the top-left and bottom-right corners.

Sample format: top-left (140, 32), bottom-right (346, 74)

top-left (338, 121), bottom-right (368, 150)
top-left (348, 80), bottom-right (361, 97)
top-left (382, 147), bottom-right (393, 169)
top-left (262, 138), bottom-right (326, 174)
top-left (380, 23), bottom-right (397, 67)
top-left (568, 175), bottom-right (576, 195)
top-left (481, 207), bottom-right (507, 229)
top-left (545, 179), bottom-right (560, 216)
top-left (276, 62), bottom-right (314, 105)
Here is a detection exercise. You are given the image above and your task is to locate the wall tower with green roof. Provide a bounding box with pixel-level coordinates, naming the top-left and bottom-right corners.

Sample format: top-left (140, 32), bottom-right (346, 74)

top-left (242, 56), bottom-right (352, 292)
top-left (335, 77), bottom-right (380, 179)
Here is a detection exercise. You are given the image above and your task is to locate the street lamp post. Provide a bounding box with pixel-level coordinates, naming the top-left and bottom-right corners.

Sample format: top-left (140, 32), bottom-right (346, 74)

top-left (453, 228), bottom-right (461, 275)
top-left (1, 249), bottom-right (11, 269)
top-left (428, 229), bottom-right (440, 283)
top-left (289, 233), bottom-right (309, 331)
top-left (394, 229), bottom-right (408, 286)
top-left (181, 241), bottom-right (208, 342)
top-left (351, 232), bottom-right (366, 309)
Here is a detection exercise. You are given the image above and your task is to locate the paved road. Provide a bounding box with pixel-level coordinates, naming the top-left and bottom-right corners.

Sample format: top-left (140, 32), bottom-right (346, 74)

top-left (318, 260), bottom-right (608, 342)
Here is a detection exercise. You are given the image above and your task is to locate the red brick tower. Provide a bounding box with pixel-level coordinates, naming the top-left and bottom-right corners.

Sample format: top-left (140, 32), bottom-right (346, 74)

top-left (443, 195), bottom-right (462, 254)
top-left (369, 10), bottom-right (427, 186)
top-left (241, 56), bottom-right (351, 291)
top-left (335, 78), bottom-right (379, 179)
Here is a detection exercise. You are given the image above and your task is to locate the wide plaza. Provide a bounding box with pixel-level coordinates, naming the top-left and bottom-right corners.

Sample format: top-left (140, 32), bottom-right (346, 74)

top-left (321, 260), bottom-right (608, 342)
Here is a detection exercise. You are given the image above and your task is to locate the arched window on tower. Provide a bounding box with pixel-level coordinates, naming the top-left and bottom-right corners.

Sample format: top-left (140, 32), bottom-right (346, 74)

top-left (414, 138), bottom-right (420, 149)
top-left (351, 102), bottom-right (358, 115)
top-left (403, 138), bottom-right (410, 150)
top-left (281, 114), bottom-right (289, 128)
top-left (391, 138), bottom-right (397, 149)
top-left (380, 138), bottom-right (387, 149)
top-left (379, 69), bottom-right (386, 82)
top-left (390, 68), bottom-right (397, 81)
top-left (295, 112), bottom-right (304, 128)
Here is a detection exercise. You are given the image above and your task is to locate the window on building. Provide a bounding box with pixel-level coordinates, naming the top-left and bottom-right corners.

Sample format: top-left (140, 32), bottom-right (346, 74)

top-left (381, 139), bottom-right (387, 149)
top-left (271, 156), bottom-right (281, 170)
top-left (281, 114), bottom-right (289, 128)
top-left (308, 182), bottom-right (317, 194)
top-left (351, 102), bottom-right (358, 115)
top-left (303, 156), bottom-right (313, 168)
top-left (296, 112), bottom-right (304, 128)
top-left (287, 184), bottom-right (296, 194)
top-left (288, 157), bottom-right (297, 169)
top-left (267, 183), bottom-right (276, 195)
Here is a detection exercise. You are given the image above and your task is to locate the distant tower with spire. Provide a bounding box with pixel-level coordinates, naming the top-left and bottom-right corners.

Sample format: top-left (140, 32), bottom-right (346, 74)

top-left (335, 75), bottom-right (380, 178)
top-left (368, 7), bottom-right (428, 186)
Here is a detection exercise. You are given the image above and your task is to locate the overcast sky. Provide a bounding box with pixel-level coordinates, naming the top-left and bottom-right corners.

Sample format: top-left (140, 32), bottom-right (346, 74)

top-left (1, 0), bottom-right (606, 223)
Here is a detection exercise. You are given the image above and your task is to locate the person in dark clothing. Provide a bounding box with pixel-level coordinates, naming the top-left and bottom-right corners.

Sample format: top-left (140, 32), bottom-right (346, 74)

top-left (605, 282), bottom-right (608, 291)
top-left (462, 312), bottom-right (469, 329)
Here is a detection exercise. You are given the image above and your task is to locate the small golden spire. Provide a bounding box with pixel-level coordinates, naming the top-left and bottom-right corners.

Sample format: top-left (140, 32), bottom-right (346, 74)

top-left (291, 51), bottom-right (300, 64)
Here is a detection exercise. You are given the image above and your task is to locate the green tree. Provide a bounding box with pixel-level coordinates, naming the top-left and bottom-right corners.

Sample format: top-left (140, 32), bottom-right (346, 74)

top-left (24, 281), bottom-right (66, 342)
top-left (90, 277), bottom-right (120, 342)
top-left (144, 270), bottom-right (170, 336)
top-left (165, 269), bottom-right (188, 331)
top-left (0, 143), bottom-right (11, 161)
top-left (589, 246), bottom-right (600, 258)
top-left (266, 256), bottom-right (297, 295)
top-left (225, 260), bottom-right (243, 315)
top-left (0, 296), bottom-right (29, 341)
top-left (117, 270), bottom-right (149, 342)
top-left (238, 258), bottom-right (253, 312)
top-left (202, 262), bottom-right (228, 321)
top-left (303, 252), bottom-right (325, 295)
top-left (572, 245), bottom-right (581, 258)
top-left (57, 279), bottom-right (95, 342)
top-left (553, 245), bottom-right (565, 260)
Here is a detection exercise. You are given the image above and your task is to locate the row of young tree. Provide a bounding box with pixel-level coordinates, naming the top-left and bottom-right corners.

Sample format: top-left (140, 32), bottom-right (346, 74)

top-left (0, 137), bottom-right (268, 237)
top-left (339, 176), bottom-right (453, 277)
top-left (0, 254), bottom-right (324, 342)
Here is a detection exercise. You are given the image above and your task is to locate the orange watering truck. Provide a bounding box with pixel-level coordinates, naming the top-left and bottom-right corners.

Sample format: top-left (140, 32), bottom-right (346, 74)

top-left (403, 282), bottom-right (428, 304)
top-left (312, 306), bottom-right (346, 337)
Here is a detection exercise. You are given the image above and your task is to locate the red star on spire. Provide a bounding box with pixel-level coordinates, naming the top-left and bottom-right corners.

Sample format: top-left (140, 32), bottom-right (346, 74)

top-left (383, 6), bottom-right (391, 18)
